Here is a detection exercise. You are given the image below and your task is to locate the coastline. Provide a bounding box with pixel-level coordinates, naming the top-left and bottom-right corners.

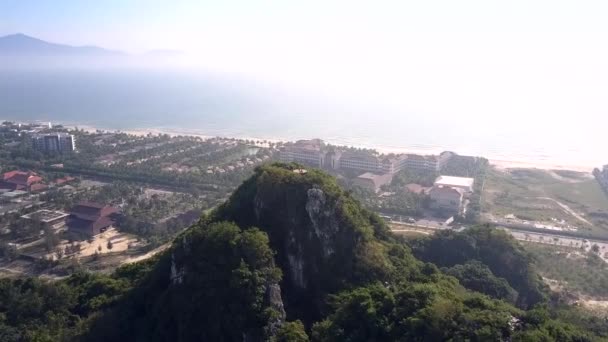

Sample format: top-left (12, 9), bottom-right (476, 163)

top-left (66, 124), bottom-right (597, 173)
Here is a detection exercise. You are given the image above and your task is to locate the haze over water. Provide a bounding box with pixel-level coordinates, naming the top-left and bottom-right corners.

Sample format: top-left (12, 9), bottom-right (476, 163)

top-left (0, 68), bottom-right (603, 170)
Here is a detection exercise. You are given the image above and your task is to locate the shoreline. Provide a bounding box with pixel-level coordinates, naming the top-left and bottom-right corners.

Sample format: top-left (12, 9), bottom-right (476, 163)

top-left (67, 124), bottom-right (597, 173)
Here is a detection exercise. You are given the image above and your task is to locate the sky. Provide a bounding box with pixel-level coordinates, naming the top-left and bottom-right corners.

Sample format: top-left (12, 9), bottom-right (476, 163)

top-left (2, 0), bottom-right (608, 141)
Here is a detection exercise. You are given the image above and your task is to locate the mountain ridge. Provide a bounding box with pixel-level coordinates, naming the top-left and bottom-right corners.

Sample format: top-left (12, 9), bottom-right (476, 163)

top-left (0, 33), bottom-right (125, 56)
top-left (0, 163), bottom-right (602, 341)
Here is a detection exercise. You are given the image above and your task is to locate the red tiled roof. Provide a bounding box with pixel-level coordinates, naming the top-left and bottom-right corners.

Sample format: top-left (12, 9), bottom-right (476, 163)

top-left (3, 171), bottom-right (42, 186)
top-left (30, 183), bottom-right (48, 192)
top-left (3, 170), bottom-right (20, 180)
top-left (55, 176), bottom-right (75, 184)
top-left (70, 202), bottom-right (118, 220)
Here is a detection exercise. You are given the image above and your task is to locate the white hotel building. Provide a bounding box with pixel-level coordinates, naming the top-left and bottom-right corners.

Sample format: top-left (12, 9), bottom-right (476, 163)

top-left (279, 139), bottom-right (324, 168)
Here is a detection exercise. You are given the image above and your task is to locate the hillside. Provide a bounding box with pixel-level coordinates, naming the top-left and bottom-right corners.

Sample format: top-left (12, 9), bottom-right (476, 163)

top-left (0, 163), bottom-right (605, 341)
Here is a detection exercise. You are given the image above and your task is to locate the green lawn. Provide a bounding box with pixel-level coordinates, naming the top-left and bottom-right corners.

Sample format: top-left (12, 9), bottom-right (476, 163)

top-left (546, 180), bottom-right (608, 211)
top-left (483, 168), bottom-right (608, 237)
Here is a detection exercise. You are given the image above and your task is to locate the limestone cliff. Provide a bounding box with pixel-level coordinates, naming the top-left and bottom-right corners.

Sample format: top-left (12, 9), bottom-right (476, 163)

top-left (211, 163), bottom-right (396, 322)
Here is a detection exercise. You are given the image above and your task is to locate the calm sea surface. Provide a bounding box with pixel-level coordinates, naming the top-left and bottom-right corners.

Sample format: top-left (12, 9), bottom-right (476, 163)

top-left (0, 69), bottom-right (603, 169)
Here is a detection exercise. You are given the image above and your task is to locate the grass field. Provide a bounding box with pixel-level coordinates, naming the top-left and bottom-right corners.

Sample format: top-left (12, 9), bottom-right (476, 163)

top-left (483, 168), bottom-right (608, 237)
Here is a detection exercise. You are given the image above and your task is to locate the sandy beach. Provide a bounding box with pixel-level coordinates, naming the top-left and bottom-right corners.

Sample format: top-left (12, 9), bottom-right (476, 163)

top-left (66, 124), bottom-right (598, 173)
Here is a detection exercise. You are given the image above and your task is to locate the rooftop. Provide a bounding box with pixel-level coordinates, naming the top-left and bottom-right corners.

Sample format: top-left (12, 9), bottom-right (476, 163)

top-left (430, 185), bottom-right (465, 196)
top-left (290, 139), bottom-right (323, 151)
top-left (32, 132), bottom-right (73, 138)
top-left (434, 176), bottom-right (475, 188)
top-left (357, 172), bottom-right (385, 180)
top-left (1, 190), bottom-right (28, 198)
top-left (21, 209), bottom-right (70, 223)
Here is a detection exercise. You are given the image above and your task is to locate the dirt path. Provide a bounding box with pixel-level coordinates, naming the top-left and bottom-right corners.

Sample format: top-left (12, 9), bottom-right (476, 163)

top-left (122, 242), bottom-right (171, 265)
top-left (547, 170), bottom-right (590, 183)
top-left (536, 197), bottom-right (592, 225)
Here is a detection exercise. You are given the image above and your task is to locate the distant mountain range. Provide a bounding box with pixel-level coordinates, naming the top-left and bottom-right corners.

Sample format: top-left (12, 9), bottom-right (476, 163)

top-left (0, 33), bottom-right (185, 68)
top-left (0, 33), bottom-right (125, 56)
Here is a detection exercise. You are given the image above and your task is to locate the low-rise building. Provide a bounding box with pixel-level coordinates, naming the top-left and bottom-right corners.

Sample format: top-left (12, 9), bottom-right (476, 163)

top-left (434, 175), bottom-right (475, 193)
top-left (404, 152), bottom-right (453, 172)
top-left (429, 186), bottom-right (464, 215)
top-left (405, 183), bottom-right (427, 195)
top-left (21, 209), bottom-right (70, 231)
top-left (353, 172), bottom-right (394, 193)
top-left (0, 171), bottom-right (44, 191)
top-left (67, 202), bottom-right (120, 236)
top-left (0, 190), bottom-right (28, 203)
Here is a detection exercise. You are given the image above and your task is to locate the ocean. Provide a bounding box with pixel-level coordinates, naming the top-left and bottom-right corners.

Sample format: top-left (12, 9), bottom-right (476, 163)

top-left (0, 69), bottom-right (603, 171)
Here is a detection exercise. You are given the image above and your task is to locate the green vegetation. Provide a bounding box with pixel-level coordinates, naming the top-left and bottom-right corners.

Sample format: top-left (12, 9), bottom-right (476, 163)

top-left (392, 168), bottom-right (437, 187)
top-left (411, 226), bottom-right (547, 308)
top-left (526, 243), bottom-right (608, 299)
top-left (443, 261), bottom-right (518, 303)
top-left (484, 168), bottom-right (608, 238)
top-left (0, 164), bottom-right (603, 341)
top-left (349, 185), bottom-right (426, 217)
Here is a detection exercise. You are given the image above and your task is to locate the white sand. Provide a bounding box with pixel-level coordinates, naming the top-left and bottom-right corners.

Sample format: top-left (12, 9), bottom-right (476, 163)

top-left (66, 124), bottom-right (597, 173)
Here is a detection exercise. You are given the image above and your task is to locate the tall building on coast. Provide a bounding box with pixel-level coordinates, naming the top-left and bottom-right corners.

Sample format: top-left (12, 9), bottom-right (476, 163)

top-left (31, 133), bottom-right (76, 153)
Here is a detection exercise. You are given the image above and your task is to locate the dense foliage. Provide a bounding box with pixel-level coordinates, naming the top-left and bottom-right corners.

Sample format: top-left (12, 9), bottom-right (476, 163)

top-left (411, 225), bottom-right (547, 308)
top-left (0, 164), bottom-right (603, 341)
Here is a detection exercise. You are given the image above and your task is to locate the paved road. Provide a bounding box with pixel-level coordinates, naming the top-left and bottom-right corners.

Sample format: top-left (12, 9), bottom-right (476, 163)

top-left (507, 229), bottom-right (608, 256)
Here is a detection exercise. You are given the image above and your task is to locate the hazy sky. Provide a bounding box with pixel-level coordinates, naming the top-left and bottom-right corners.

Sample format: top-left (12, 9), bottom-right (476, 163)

top-left (2, 1), bottom-right (608, 132)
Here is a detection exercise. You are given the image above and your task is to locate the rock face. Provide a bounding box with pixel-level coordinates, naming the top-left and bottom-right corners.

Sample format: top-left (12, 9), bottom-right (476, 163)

top-left (306, 187), bottom-right (337, 258)
top-left (153, 221), bottom-right (286, 341)
top-left (213, 164), bottom-right (386, 323)
top-left (263, 283), bottom-right (287, 337)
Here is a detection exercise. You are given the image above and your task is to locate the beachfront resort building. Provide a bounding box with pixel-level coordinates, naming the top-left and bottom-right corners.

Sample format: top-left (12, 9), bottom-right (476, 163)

top-left (353, 172), bottom-right (394, 193)
top-left (32, 133), bottom-right (76, 154)
top-left (337, 150), bottom-right (408, 175)
top-left (404, 152), bottom-right (453, 172)
top-left (279, 139), bottom-right (325, 168)
top-left (279, 138), bottom-right (452, 177)
top-left (434, 175), bottom-right (475, 193)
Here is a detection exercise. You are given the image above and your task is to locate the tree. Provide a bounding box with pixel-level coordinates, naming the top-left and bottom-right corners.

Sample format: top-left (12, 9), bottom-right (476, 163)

top-left (55, 247), bottom-right (64, 260)
top-left (107, 240), bottom-right (114, 250)
top-left (591, 244), bottom-right (600, 254)
top-left (44, 227), bottom-right (60, 252)
top-left (274, 321), bottom-right (309, 342)
top-left (98, 245), bottom-right (102, 252)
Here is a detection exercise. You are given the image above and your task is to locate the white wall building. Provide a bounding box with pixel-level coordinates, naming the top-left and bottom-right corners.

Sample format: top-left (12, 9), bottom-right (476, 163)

top-left (429, 186), bottom-right (464, 214)
top-left (279, 139), bottom-right (324, 168)
top-left (434, 175), bottom-right (475, 193)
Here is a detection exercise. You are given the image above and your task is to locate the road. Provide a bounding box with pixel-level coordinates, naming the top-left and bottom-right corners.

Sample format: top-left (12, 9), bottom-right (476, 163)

top-left (507, 229), bottom-right (608, 261)
top-left (388, 221), bottom-right (608, 262)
